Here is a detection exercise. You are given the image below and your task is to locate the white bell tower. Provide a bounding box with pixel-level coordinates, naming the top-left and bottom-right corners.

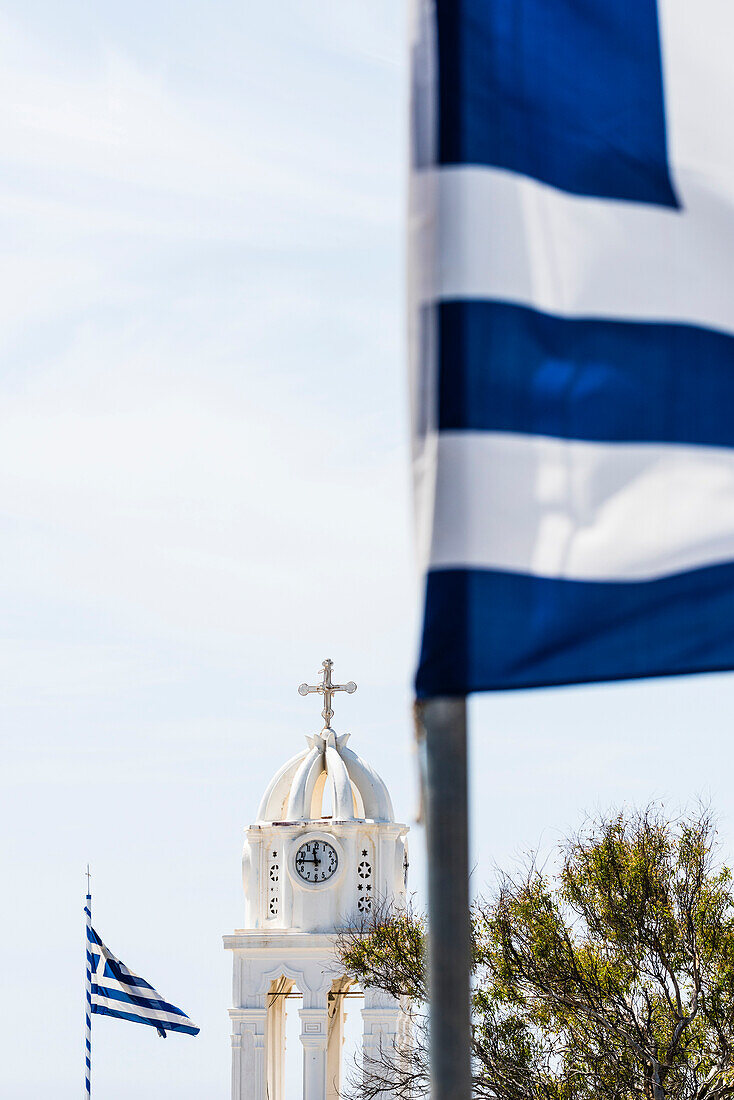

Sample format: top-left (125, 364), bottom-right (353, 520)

top-left (223, 660), bottom-right (409, 1100)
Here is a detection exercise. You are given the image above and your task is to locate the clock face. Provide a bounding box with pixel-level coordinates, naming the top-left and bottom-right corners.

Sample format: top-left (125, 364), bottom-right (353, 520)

top-left (294, 839), bottom-right (338, 884)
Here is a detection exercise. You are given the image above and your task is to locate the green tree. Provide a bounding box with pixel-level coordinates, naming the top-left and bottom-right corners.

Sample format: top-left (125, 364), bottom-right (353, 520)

top-left (338, 807), bottom-right (734, 1100)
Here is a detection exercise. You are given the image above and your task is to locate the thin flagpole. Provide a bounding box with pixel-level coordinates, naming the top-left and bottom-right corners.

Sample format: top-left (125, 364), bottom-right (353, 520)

top-left (85, 867), bottom-right (92, 1098)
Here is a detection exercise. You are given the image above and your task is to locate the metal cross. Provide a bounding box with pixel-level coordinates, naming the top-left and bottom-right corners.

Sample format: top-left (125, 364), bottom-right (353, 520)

top-left (298, 658), bottom-right (357, 729)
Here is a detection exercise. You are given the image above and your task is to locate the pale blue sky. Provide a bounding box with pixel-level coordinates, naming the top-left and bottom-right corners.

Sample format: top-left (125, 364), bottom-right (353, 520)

top-left (2, 3), bottom-right (734, 1097)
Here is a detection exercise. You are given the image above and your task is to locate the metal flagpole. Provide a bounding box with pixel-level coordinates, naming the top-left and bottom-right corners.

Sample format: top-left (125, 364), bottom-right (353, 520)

top-left (415, 697), bottom-right (472, 1100)
top-left (84, 866), bottom-right (92, 1098)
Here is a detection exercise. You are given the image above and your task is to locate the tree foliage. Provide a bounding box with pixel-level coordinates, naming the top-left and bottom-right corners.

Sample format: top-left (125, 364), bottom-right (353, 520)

top-left (338, 806), bottom-right (734, 1100)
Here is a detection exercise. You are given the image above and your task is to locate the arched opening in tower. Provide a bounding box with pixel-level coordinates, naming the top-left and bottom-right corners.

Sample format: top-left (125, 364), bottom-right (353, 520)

top-left (333, 978), bottom-right (365, 1100)
top-left (266, 975), bottom-right (298, 1100)
top-left (309, 770), bottom-right (367, 820)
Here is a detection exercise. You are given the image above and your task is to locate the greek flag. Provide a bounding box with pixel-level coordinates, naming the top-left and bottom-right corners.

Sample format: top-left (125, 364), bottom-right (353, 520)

top-left (87, 921), bottom-right (199, 1038)
top-left (410, 0), bottom-right (734, 694)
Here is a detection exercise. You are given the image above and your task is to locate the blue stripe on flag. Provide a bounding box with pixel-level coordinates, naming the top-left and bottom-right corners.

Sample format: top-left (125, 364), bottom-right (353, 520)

top-left (102, 958), bottom-right (154, 990)
top-left (416, 564), bottom-right (734, 695)
top-left (437, 301), bottom-right (734, 447)
top-left (90, 1002), bottom-right (200, 1036)
top-left (434, 0), bottom-right (678, 207)
top-left (92, 983), bottom-right (186, 1016)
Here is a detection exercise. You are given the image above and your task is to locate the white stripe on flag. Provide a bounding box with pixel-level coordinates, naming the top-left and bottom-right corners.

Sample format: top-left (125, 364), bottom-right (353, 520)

top-left (91, 994), bottom-right (185, 1025)
top-left (90, 972), bottom-right (165, 1002)
top-left (416, 167), bottom-right (734, 336)
top-left (429, 432), bottom-right (734, 581)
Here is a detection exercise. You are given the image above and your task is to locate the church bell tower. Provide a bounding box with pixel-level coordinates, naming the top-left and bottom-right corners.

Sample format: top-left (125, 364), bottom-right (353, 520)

top-left (223, 660), bottom-right (409, 1100)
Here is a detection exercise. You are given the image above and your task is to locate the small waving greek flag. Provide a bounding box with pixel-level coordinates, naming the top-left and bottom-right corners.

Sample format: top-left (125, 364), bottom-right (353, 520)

top-left (87, 923), bottom-right (199, 1038)
top-left (84, 883), bottom-right (198, 1097)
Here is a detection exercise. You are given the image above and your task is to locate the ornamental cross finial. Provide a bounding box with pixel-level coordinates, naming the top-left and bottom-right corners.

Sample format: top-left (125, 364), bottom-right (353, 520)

top-left (298, 658), bottom-right (357, 729)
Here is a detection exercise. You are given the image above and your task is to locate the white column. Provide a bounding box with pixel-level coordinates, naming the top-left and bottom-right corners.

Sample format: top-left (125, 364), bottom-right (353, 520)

top-left (230, 1006), bottom-right (267, 1100)
top-left (362, 988), bottom-right (403, 1100)
top-left (299, 1007), bottom-right (329, 1100)
top-left (231, 1030), bottom-right (243, 1100)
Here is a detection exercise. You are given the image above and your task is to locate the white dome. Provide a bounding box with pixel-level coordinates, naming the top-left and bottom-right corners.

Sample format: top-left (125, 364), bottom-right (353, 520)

top-left (256, 728), bottom-right (394, 824)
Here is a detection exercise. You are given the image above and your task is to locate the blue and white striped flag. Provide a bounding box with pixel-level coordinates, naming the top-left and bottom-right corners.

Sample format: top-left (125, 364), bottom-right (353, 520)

top-left (410, 0), bottom-right (734, 694)
top-left (87, 921), bottom-right (199, 1038)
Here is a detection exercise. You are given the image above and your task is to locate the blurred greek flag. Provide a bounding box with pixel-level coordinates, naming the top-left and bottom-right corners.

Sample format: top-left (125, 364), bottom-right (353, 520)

top-left (410, 0), bottom-right (734, 694)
